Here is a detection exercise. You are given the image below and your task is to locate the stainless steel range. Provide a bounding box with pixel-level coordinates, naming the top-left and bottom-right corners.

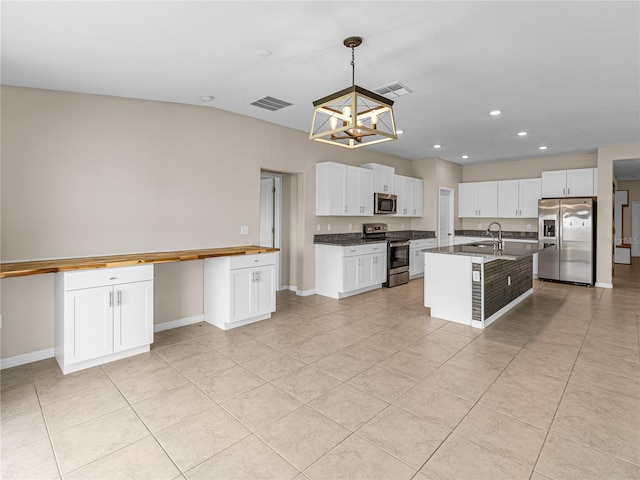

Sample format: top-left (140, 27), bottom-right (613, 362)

top-left (362, 223), bottom-right (411, 287)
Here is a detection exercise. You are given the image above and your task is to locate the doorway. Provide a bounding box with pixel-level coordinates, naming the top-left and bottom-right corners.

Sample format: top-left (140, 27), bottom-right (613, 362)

top-left (439, 187), bottom-right (455, 246)
top-left (260, 172), bottom-right (282, 289)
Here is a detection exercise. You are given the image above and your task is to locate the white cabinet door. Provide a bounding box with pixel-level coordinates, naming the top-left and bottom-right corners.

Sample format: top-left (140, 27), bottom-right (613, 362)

top-left (477, 182), bottom-right (498, 217)
top-left (541, 170), bottom-right (567, 198)
top-left (345, 166), bottom-right (360, 216)
top-left (65, 286), bottom-right (113, 364)
top-left (342, 256), bottom-right (359, 292)
top-left (409, 248), bottom-right (423, 276)
top-left (362, 163), bottom-right (395, 193)
top-left (359, 168), bottom-right (374, 215)
top-left (566, 168), bottom-right (594, 197)
top-left (497, 180), bottom-right (519, 218)
top-left (113, 280), bottom-right (153, 353)
top-left (371, 253), bottom-right (387, 284)
top-left (316, 162), bottom-right (347, 215)
top-left (395, 175), bottom-right (411, 216)
top-left (358, 255), bottom-right (374, 288)
top-left (412, 178), bottom-right (423, 216)
top-left (230, 268), bottom-right (254, 322)
top-left (518, 178), bottom-right (541, 217)
top-left (458, 183), bottom-right (479, 217)
top-left (254, 265), bottom-right (276, 317)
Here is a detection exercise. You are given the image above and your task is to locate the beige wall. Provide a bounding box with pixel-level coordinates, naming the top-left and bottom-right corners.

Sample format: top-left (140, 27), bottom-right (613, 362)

top-left (0, 86), bottom-right (411, 359)
top-left (597, 143), bottom-right (640, 286)
top-left (616, 180), bottom-right (640, 243)
top-left (460, 152), bottom-right (598, 232)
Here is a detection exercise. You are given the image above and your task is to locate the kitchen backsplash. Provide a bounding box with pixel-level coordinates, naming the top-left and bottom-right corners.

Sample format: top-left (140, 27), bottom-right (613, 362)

top-left (456, 229), bottom-right (538, 240)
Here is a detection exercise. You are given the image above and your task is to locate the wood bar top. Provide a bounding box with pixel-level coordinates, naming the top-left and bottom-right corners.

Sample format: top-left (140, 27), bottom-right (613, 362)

top-left (0, 246), bottom-right (279, 279)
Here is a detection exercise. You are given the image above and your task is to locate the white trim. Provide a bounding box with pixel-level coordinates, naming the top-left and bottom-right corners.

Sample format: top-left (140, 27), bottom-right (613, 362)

top-left (279, 285), bottom-right (297, 292)
top-left (261, 171), bottom-right (283, 289)
top-left (595, 282), bottom-right (613, 289)
top-left (154, 314), bottom-right (204, 333)
top-left (438, 186), bottom-right (456, 247)
top-left (296, 288), bottom-right (317, 297)
top-left (1, 348), bottom-right (54, 370)
top-left (59, 346), bottom-right (149, 375)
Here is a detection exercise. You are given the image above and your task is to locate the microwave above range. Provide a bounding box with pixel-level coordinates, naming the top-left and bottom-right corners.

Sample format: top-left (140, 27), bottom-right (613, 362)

top-left (374, 193), bottom-right (397, 214)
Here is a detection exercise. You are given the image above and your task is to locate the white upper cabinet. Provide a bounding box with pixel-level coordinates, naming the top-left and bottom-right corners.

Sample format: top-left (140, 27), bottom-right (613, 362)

top-left (458, 181), bottom-right (498, 217)
top-left (395, 175), bottom-right (423, 217)
top-left (566, 168), bottom-right (595, 197)
top-left (362, 163), bottom-right (395, 194)
top-left (541, 168), bottom-right (596, 198)
top-left (497, 178), bottom-right (541, 218)
top-left (316, 162), bottom-right (373, 216)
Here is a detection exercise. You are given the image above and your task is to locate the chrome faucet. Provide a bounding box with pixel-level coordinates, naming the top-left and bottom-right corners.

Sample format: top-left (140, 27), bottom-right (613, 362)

top-left (486, 222), bottom-right (503, 249)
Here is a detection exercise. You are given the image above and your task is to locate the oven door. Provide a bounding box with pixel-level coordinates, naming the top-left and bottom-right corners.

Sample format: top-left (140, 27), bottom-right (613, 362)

top-left (388, 241), bottom-right (410, 274)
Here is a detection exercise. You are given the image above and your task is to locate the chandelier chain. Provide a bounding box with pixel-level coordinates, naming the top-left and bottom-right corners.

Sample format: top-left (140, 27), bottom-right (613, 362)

top-left (351, 44), bottom-right (355, 86)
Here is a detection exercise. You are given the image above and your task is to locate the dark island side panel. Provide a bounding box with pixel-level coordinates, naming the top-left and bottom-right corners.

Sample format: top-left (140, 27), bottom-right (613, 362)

top-left (472, 256), bottom-right (533, 321)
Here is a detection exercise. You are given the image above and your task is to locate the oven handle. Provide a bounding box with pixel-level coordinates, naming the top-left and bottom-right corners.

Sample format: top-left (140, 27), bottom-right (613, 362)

top-left (388, 240), bottom-right (411, 247)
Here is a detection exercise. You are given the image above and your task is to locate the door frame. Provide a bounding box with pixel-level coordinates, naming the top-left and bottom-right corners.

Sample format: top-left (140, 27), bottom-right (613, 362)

top-left (633, 201), bottom-right (640, 257)
top-left (260, 171), bottom-right (283, 290)
top-left (438, 187), bottom-right (455, 246)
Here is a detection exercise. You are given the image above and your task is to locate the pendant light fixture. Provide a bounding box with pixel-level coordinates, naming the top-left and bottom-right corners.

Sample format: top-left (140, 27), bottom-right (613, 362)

top-left (309, 36), bottom-right (397, 149)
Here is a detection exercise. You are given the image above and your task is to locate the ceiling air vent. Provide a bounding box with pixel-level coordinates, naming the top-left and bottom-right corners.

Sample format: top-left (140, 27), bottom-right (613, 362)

top-left (251, 96), bottom-right (292, 111)
top-left (373, 82), bottom-right (413, 99)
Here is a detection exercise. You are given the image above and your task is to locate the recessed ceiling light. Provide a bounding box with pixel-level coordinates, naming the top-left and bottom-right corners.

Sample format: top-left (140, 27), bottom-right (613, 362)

top-left (489, 110), bottom-right (502, 116)
top-left (539, 146), bottom-right (548, 150)
top-left (199, 96), bottom-right (215, 102)
top-left (517, 131), bottom-right (528, 136)
top-left (461, 155), bottom-right (469, 159)
top-left (397, 130), bottom-right (404, 135)
top-left (433, 144), bottom-right (442, 149)
top-left (256, 49), bottom-right (272, 57)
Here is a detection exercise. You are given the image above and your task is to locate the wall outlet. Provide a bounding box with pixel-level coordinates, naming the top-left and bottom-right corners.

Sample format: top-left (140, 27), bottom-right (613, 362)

top-left (317, 224), bottom-right (321, 232)
top-left (401, 223), bottom-right (405, 229)
top-left (348, 224), bottom-right (352, 231)
top-left (0, 313), bottom-right (2, 329)
top-left (526, 224), bottom-right (532, 230)
top-left (472, 271), bottom-right (480, 282)
top-left (477, 223), bottom-right (482, 229)
top-left (507, 276), bottom-right (512, 286)
top-left (327, 223), bottom-right (332, 232)
top-left (240, 225), bottom-right (249, 235)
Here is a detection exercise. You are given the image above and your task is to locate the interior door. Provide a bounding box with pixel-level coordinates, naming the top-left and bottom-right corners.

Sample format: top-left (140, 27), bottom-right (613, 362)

top-left (439, 188), bottom-right (454, 246)
top-left (260, 177), bottom-right (274, 247)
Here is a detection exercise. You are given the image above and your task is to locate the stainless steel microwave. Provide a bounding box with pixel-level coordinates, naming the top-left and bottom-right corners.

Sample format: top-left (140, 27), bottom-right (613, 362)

top-left (374, 193), bottom-right (397, 214)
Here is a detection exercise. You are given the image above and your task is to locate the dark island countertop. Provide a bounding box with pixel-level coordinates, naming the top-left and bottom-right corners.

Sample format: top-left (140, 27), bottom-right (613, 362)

top-left (423, 240), bottom-right (547, 262)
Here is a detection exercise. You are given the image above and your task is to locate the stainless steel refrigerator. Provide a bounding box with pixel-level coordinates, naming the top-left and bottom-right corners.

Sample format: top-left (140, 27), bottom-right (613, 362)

top-left (538, 198), bottom-right (596, 285)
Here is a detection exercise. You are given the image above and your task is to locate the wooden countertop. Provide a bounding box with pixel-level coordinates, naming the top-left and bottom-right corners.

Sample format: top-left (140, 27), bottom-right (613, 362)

top-left (0, 246), bottom-right (279, 279)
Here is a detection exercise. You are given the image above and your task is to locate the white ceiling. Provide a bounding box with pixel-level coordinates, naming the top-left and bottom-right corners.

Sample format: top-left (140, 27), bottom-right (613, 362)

top-left (2, 1), bottom-right (639, 165)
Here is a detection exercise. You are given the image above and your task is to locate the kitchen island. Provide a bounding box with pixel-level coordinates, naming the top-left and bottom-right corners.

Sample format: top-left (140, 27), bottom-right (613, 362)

top-left (423, 241), bottom-right (544, 328)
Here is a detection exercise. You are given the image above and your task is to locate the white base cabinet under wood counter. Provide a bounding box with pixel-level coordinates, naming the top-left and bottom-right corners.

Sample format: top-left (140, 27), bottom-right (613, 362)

top-left (316, 243), bottom-right (387, 299)
top-left (204, 252), bottom-right (276, 330)
top-left (55, 265), bottom-right (154, 374)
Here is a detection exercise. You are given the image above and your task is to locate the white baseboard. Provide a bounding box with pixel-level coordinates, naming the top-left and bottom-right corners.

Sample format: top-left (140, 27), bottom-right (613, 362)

top-left (279, 285), bottom-right (297, 292)
top-left (296, 288), bottom-right (317, 297)
top-left (154, 314), bottom-right (204, 333)
top-left (1, 348), bottom-right (54, 370)
top-left (595, 282), bottom-right (613, 289)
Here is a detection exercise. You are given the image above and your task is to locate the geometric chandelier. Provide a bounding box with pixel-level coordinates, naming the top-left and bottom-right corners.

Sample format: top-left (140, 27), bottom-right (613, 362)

top-left (309, 36), bottom-right (397, 149)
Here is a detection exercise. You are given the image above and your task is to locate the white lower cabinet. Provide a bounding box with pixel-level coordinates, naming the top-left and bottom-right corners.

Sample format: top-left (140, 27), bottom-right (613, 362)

top-left (316, 243), bottom-right (387, 299)
top-left (409, 239), bottom-right (435, 278)
top-left (204, 252), bottom-right (276, 330)
top-left (55, 265), bottom-right (154, 374)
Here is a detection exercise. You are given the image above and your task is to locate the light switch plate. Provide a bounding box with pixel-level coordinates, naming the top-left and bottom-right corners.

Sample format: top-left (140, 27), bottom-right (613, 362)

top-left (240, 225), bottom-right (249, 235)
top-left (317, 224), bottom-right (321, 232)
top-left (327, 223), bottom-right (332, 232)
top-left (472, 271), bottom-right (480, 282)
top-left (526, 224), bottom-right (532, 230)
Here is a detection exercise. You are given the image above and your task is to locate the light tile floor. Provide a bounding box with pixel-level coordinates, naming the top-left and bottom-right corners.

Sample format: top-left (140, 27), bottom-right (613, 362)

top-left (2, 263), bottom-right (639, 480)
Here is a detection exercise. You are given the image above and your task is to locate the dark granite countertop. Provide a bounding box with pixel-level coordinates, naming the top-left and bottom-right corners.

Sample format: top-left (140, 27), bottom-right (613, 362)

top-left (314, 230), bottom-right (436, 246)
top-left (423, 240), bottom-right (547, 261)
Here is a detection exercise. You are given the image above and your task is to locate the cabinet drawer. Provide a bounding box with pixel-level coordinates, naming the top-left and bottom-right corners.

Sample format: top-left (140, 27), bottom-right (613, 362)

top-left (229, 252), bottom-right (276, 270)
top-left (360, 243), bottom-right (386, 255)
top-left (63, 265), bottom-right (154, 291)
top-left (341, 246), bottom-right (361, 257)
top-left (410, 239), bottom-right (434, 249)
